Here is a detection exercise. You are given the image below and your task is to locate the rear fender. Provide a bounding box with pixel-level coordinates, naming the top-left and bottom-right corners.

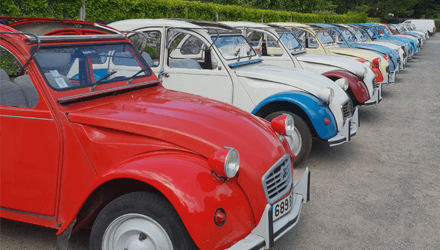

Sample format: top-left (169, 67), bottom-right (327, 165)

top-left (323, 70), bottom-right (370, 104)
top-left (61, 151), bottom-right (255, 250)
top-left (252, 91), bottom-right (337, 140)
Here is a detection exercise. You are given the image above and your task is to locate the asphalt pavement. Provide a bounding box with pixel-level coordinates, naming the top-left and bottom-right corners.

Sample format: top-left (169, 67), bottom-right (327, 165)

top-left (1, 34), bottom-right (439, 250)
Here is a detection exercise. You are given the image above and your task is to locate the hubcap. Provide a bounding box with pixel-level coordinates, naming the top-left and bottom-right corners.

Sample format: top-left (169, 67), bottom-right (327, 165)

top-left (285, 127), bottom-right (302, 156)
top-left (102, 213), bottom-right (173, 250)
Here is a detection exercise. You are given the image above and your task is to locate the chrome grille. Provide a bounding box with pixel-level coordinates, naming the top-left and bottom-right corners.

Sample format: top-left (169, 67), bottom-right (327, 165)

top-left (373, 78), bottom-right (380, 90)
top-left (341, 99), bottom-right (353, 119)
top-left (262, 154), bottom-right (292, 204)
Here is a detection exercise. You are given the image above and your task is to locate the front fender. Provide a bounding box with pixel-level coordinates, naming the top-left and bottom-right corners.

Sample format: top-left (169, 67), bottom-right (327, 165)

top-left (252, 91), bottom-right (338, 140)
top-left (322, 70), bottom-right (370, 104)
top-left (64, 151), bottom-right (255, 250)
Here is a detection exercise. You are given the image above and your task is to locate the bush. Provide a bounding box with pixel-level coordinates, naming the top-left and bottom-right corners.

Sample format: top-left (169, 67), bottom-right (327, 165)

top-left (0, 0), bottom-right (369, 23)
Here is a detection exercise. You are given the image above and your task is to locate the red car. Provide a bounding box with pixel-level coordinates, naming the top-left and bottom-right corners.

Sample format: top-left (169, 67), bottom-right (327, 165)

top-left (0, 19), bottom-right (310, 250)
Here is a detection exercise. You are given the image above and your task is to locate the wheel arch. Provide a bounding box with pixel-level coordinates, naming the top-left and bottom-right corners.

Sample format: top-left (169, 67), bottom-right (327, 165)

top-left (62, 151), bottom-right (255, 250)
top-left (252, 91), bottom-right (338, 139)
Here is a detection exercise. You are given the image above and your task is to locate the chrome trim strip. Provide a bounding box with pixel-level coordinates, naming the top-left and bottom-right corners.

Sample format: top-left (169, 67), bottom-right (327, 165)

top-left (0, 114), bottom-right (53, 121)
top-left (0, 207), bottom-right (56, 220)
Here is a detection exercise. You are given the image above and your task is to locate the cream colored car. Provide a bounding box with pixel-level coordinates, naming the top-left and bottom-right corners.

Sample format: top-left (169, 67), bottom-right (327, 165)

top-left (273, 22), bottom-right (394, 85)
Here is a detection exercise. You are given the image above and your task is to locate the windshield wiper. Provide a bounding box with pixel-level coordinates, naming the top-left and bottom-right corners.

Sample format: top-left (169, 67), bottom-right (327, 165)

top-left (127, 68), bottom-right (146, 84)
top-left (90, 71), bottom-right (117, 91)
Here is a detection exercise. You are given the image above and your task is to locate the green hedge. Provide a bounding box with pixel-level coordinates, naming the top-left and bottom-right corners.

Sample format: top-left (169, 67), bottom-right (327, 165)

top-left (1, 0), bottom-right (368, 23)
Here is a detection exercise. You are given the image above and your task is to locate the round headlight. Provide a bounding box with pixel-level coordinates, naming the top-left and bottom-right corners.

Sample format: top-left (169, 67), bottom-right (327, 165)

top-left (335, 78), bottom-right (349, 91)
top-left (224, 147), bottom-right (240, 179)
top-left (284, 114), bottom-right (294, 136)
top-left (317, 87), bottom-right (334, 104)
top-left (270, 114), bottom-right (294, 136)
top-left (208, 147), bottom-right (240, 179)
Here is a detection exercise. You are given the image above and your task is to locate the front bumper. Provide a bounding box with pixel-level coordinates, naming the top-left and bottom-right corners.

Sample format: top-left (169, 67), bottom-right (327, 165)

top-left (327, 106), bottom-right (359, 147)
top-left (226, 168), bottom-right (311, 250)
top-left (364, 83), bottom-right (383, 106)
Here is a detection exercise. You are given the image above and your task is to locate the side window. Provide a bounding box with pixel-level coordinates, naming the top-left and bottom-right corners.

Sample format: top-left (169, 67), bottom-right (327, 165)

top-left (265, 33), bottom-right (284, 56)
top-left (0, 46), bottom-right (39, 108)
top-left (142, 31), bottom-right (161, 67)
top-left (167, 30), bottom-right (215, 70)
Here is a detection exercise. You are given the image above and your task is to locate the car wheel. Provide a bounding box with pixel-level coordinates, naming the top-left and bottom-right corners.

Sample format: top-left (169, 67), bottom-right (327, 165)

top-left (265, 112), bottom-right (312, 166)
top-left (89, 192), bottom-right (197, 250)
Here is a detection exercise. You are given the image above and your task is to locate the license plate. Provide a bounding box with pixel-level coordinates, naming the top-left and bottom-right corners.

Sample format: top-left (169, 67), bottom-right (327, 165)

top-left (272, 190), bottom-right (293, 221)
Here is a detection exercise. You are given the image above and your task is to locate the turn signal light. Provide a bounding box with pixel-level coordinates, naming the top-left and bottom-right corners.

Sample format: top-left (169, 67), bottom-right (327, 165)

top-left (214, 208), bottom-right (226, 226)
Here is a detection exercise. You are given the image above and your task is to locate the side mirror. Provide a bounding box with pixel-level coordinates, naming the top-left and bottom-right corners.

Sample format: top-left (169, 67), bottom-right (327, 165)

top-left (129, 32), bottom-right (148, 55)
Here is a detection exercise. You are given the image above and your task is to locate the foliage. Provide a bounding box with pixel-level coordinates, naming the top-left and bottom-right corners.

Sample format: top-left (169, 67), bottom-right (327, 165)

top-left (0, 0), bottom-right (368, 23)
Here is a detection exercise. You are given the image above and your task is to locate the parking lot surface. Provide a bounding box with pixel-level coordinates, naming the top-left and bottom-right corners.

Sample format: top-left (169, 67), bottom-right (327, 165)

top-left (1, 35), bottom-right (439, 250)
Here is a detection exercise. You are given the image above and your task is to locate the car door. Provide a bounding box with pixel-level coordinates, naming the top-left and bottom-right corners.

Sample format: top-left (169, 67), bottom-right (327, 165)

top-left (159, 29), bottom-right (234, 104)
top-left (0, 46), bottom-right (60, 217)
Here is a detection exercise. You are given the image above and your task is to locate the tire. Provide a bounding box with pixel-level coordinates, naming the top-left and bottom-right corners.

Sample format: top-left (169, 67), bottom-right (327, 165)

top-left (89, 192), bottom-right (197, 250)
top-left (265, 112), bottom-right (312, 167)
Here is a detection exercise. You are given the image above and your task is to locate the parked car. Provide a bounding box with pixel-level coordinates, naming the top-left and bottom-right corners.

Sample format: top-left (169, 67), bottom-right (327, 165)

top-left (0, 19), bottom-right (310, 250)
top-left (220, 21), bottom-right (381, 106)
top-left (108, 18), bottom-right (360, 166)
top-left (273, 22), bottom-right (394, 85)
top-left (339, 23), bottom-right (408, 69)
top-left (403, 19), bottom-right (436, 35)
top-left (313, 23), bottom-right (401, 75)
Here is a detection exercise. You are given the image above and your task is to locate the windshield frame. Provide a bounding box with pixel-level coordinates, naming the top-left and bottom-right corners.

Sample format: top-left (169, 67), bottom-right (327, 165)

top-left (33, 42), bottom-right (152, 92)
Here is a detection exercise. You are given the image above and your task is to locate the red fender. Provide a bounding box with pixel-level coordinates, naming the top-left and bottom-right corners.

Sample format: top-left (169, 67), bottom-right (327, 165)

top-left (59, 151), bottom-right (255, 250)
top-left (322, 70), bottom-right (370, 104)
top-left (356, 59), bottom-right (383, 83)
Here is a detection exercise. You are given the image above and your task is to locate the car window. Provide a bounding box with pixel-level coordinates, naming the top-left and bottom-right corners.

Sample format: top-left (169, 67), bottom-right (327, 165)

top-left (0, 46), bottom-right (39, 108)
top-left (34, 43), bottom-right (151, 91)
top-left (142, 31), bottom-right (161, 68)
top-left (167, 30), bottom-right (217, 70)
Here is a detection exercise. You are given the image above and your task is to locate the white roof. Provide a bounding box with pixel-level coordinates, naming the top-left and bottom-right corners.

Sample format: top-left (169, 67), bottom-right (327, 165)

top-left (108, 19), bottom-right (202, 31)
top-left (219, 21), bottom-right (270, 29)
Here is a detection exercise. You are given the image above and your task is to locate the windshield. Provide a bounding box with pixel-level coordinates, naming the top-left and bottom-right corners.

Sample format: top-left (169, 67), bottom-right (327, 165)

top-left (354, 28), bottom-right (371, 41)
top-left (338, 28), bottom-right (358, 43)
top-left (277, 32), bottom-right (302, 51)
top-left (314, 29), bottom-right (336, 46)
top-left (212, 35), bottom-right (257, 61)
top-left (35, 43), bottom-right (151, 91)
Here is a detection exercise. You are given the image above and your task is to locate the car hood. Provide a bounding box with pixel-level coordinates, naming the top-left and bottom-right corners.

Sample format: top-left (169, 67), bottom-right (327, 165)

top-left (296, 53), bottom-right (366, 78)
top-left (68, 86), bottom-right (287, 220)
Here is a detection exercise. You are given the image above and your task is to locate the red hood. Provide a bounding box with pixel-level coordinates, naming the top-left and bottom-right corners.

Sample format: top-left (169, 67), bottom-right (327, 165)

top-left (68, 86), bottom-right (287, 220)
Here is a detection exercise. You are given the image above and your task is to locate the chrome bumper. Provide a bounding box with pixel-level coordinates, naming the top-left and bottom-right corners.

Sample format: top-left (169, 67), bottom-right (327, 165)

top-left (364, 83), bottom-right (383, 106)
top-left (226, 169), bottom-right (311, 250)
top-left (328, 107), bottom-right (359, 147)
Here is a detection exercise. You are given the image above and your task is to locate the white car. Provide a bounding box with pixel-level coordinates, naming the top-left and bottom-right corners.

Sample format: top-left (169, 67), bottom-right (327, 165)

top-left (109, 19), bottom-right (359, 166)
top-left (220, 21), bottom-right (381, 106)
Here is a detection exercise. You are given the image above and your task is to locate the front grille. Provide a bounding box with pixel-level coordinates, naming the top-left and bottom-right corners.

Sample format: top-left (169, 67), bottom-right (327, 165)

top-left (341, 99), bottom-right (353, 119)
top-left (373, 78), bottom-right (380, 90)
top-left (262, 155), bottom-right (292, 204)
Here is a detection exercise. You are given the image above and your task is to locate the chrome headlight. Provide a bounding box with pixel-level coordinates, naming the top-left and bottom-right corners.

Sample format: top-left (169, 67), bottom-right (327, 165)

top-left (224, 147), bottom-right (240, 178)
top-left (335, 77), bottom-right (349, 91)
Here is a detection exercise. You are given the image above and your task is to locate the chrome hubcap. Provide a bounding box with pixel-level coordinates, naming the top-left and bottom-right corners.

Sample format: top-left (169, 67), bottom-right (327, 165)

top-left (102, 213), bottom-right (173, 250)
top-left (285, 127), bottom-right (302, 156)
